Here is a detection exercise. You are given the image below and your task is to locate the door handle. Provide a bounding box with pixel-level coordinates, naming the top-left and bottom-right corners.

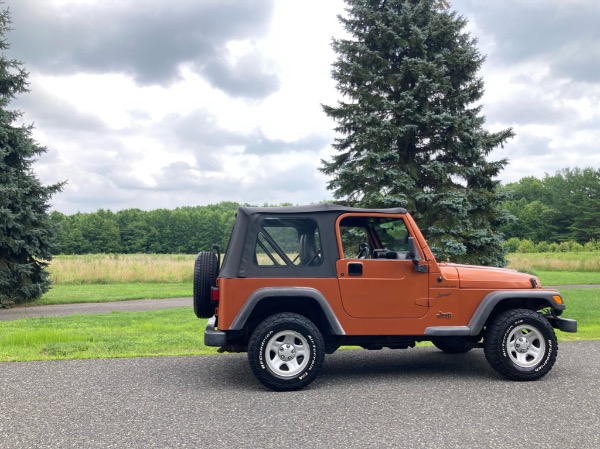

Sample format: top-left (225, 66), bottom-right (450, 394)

top-left (348, 262), bottom-right (363, 276)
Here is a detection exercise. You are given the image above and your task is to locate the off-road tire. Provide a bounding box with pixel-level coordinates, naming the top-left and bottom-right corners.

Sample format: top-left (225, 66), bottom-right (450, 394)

top-left (484, 308), bottom-right (557, 381)
top-left (248, 313), bottom-right (325, 391)
top-left (432, 337), bottom-right (472, 354)
top-left (193, 251), bottom-right (218, 318)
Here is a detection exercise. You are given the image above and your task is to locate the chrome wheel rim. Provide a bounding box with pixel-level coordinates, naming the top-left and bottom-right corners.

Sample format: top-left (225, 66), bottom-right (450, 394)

top-left (265, 330), bottom-right (310, 377)
top-left (507, 325), bottom-right (546, 368)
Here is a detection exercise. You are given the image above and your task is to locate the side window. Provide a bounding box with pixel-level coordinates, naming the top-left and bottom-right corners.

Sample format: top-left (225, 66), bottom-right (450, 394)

top-left (338, 216), bottom-right (411, 260)
top-left (339, 225), bottom-right (369, 259)
top-left (254, 218), bottom-right (322, 267)
top-left (373, 220), bottom-right (409, 253)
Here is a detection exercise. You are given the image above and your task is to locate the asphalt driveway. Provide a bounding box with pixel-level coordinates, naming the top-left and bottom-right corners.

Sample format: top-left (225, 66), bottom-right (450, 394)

top-left (1, 342), bottom-right (599, 449)
top-left (0, 297), bottom-right (192, 321)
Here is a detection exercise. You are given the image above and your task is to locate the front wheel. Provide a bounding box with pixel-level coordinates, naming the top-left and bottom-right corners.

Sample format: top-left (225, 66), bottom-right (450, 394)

top-left (248, 313), bottom-right (325, 391)
top-left (484, 309), bottom-right (557, 381)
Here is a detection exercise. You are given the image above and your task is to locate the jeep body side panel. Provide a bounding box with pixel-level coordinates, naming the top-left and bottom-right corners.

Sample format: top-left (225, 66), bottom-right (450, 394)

top-left (216, 277), bottom-right (345, 331)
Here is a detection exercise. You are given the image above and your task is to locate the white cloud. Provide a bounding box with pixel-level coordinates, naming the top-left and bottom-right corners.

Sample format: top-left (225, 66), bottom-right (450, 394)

top-left (6, 0), bottom-right (600, 212)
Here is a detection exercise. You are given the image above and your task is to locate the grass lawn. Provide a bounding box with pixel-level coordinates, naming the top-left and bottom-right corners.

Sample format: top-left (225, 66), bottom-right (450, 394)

top-left (31, 282), bottom-right (192, 306)
top-left (1, 289), bottom-right (597, 362)
top-left (0, 308), bottom-right (214, 362)
top-left (536, 271), bottom-right (600, 286)
top-left (559, 288), bottom-right (600, 341)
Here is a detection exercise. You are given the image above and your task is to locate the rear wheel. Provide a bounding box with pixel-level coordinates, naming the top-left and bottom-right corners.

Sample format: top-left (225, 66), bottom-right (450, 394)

top-left (193, 251), bottom-right (218, 318)
top-left (484, 309), bottom-right (557, 381)
top-left (248, 313), bottom-right (325, 391)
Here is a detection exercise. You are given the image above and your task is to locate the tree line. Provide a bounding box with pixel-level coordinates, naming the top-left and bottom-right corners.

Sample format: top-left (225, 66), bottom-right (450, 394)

top-left (498, 167), bottom-right (599, 244)
top-left (49, 202), bottom-right (239, 255)
top-left (48, 167), bottom-right (599, 255)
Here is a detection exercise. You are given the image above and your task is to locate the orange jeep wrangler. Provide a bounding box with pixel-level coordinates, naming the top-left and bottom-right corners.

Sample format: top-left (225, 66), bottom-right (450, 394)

top-left (194, 204), bottom-right (577, 391)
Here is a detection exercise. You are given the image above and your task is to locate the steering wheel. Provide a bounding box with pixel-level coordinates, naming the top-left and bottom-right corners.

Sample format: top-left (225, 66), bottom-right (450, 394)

top-left (358, 243), bottom-right (369, 259)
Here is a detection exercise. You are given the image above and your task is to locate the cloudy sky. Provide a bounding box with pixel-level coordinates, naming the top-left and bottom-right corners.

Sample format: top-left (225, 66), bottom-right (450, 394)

top-left (6, 0), bottom-right (600, 214)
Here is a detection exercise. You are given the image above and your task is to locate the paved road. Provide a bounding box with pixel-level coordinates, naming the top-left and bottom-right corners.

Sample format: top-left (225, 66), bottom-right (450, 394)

top-left (1, 342), bottom-right (599, 449)
top-left (0, 298), bottom-right (192, 321)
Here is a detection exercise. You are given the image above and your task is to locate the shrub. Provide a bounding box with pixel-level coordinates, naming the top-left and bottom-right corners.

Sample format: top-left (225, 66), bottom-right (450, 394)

top-left (503, 237), bottom-right (521, 253)
top-left (535, 241), bottom-right (551, 253)
top-left (570, 242), bottom-right (584, 252)
top-left (584, 240), bottom-right (599, 251)
top-left (517, 239), bottom-right (536, 253)
top-left (558, 242), bottom-right (571, 252)
top-left (548, 242), bottom-right (560, 252)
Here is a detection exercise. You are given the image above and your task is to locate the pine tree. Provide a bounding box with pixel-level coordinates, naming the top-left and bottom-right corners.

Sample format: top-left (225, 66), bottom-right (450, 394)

top-left (322, 0), bottom-right (514, 266)
top-left (0, 7), bottom-right (63, 307)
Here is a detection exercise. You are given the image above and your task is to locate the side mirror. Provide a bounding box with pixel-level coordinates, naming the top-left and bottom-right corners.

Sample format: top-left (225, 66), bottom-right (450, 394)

top-left (407, 236), bottom-right (416, 260)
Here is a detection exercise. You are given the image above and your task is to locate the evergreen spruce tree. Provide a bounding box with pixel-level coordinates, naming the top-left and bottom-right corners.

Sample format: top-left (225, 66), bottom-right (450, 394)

top-left (0, 8), bottom-right (63, 307)
top-left (322, 0), bottom-right (514, 265)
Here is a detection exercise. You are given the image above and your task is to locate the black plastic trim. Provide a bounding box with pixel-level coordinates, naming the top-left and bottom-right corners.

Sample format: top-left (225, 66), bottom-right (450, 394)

top-left (548, 316), bottom-right (578, 333)
top-left (204, 315), bottom-right (227, 347)
top-left (467, 290), bottom-right (566, 336)
top-left (424, 326), bottom-right (470, 336)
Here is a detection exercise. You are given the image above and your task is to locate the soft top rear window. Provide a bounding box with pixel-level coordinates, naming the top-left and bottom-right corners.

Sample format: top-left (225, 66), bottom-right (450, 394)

top-left (254, 218), bottom-right (322, 268)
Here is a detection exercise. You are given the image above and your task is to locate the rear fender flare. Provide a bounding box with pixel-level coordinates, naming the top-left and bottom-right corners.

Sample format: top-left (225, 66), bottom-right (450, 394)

top-left (229, 287), bottom-right (346, 335)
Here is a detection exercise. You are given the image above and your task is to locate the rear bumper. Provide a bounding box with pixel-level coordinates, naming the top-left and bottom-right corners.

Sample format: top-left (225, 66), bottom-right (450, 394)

top-left (204, 316), bottom-right (227, 346)
top-left (548, 316), bottom-right (578, 333)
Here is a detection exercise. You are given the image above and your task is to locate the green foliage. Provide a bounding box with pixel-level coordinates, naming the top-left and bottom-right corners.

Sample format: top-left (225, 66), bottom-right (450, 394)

top-left (0, 308), bottom-right (215, 362)
top-left (0, 8), bottom-right (63, 306)
top-left (322, 0), bottom-right (513, 266)
top-left (51, 202), bottom-right (240, 255)
top-left (504, 238), bottom-right (600, 254)
top-left (516, 239), bottom-right (536, 253)
top-left (33, 283), bottom-right (192, 306)
top-left (500, 168), bottom-right (600, 244)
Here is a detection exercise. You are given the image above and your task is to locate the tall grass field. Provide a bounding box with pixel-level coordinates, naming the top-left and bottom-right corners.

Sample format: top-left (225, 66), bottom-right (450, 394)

top-left (49, 254), bottom-right (196, 284)
top-left (507, 251), bottom-right (600, 274)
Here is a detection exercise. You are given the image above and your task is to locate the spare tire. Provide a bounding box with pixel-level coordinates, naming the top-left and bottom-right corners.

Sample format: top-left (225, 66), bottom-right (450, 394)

top-left (193, 251), bottom-right (218, 318)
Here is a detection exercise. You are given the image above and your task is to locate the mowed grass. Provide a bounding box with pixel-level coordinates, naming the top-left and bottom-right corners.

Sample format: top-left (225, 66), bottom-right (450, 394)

top-left (559, 289), bottom-right (600, 341)
top-left (0, 309), bottom-right (215, 362)
top-left (30, 283), bottom-right (192, 306)
top-left (536, 271), bottom-right (600, 286)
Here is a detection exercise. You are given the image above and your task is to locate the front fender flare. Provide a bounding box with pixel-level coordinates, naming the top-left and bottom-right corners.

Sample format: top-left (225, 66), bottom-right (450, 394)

top-left (467, 290), bottom-right (565, 336)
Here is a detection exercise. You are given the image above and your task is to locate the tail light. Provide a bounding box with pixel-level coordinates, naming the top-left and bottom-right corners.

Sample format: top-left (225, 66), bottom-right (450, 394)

top-left (211, 286), bottom-right (219, 303)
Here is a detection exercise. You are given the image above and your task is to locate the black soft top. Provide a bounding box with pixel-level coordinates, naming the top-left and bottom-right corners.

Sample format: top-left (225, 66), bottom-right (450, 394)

top-left (237, 204), bottom-right (407, 216)
top-left (219, 204), bottom-right (407, 278)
